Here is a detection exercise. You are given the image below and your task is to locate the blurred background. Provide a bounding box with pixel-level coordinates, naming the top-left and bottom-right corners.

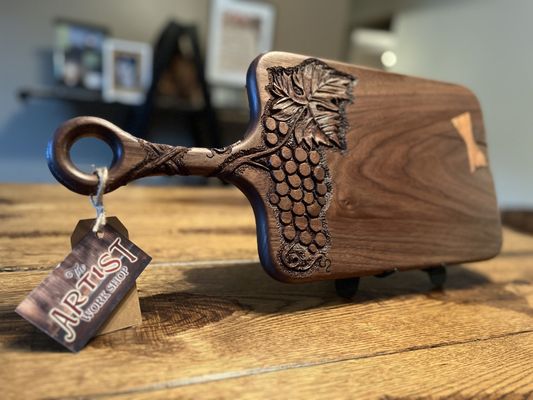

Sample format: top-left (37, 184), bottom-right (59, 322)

top-left (0, 0), bottom-right (531, 208)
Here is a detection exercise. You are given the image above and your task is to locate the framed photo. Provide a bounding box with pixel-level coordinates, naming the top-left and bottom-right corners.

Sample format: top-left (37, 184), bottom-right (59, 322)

top-left (53, 19), bottom-right (108, 90)
top-left (102, 39), bottom-right (152, 105)
top-left (206, 0), bottom-right (275, 87)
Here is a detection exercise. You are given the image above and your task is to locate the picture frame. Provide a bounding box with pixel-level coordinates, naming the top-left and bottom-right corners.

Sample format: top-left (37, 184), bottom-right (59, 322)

top-left (206, 0), bottom-right (275, 87)
top-left (53, 19), bottom-right (109, 90)
top-left (102, 39), bottom-right (152, 105)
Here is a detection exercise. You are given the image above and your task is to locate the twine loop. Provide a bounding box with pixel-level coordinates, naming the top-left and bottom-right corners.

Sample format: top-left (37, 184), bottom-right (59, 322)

top-left (90, 167), bottom-right (108, 234)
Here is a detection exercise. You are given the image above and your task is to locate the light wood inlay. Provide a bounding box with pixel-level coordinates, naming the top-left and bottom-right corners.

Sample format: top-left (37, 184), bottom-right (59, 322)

top-left (451, 112), bottom-right (488, 173)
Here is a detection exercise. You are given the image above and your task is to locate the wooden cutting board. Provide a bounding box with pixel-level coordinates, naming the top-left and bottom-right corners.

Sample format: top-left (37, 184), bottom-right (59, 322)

top-left (47, 51), bottom-right (502, 282)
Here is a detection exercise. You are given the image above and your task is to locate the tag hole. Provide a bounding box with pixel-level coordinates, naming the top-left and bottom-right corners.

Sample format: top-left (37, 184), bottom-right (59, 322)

top-left (96, 231), bottom-right (105, 239)
top-left (70, 137), bottom-right (114, 173)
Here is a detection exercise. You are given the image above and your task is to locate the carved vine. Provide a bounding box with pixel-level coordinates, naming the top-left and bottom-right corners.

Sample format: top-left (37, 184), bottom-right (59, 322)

top-left (121, 59), bottom-right (356, 274)
top-left (124, 139), bottom-right (190, 181)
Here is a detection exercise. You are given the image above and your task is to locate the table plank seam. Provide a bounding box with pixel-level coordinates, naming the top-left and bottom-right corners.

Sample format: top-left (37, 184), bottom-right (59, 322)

top-left (0, 259), bottom-right (262, 273)
top-left (59, 329), bottom-right (533, 399)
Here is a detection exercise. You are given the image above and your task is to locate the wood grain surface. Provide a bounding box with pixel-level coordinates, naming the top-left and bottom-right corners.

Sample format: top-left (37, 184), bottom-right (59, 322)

top-left (0, 184), bottom-right (531, 399)
top-left (239, 52), bottom-right (502, 281)
top-left (47, 52), bottom-right (502, 282)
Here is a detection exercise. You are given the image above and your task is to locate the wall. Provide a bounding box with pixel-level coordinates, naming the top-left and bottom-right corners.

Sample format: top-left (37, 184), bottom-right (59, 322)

top-left (2, 0), bottom-right (528, 207)
top-left (0, 0), bottom-right (351, 182)
top-left (0, 0), bottom-right (210, 181)
top-left (269, 0), bottom-right (351, 60)
top-left (391, 0), bottom-right (533, 207)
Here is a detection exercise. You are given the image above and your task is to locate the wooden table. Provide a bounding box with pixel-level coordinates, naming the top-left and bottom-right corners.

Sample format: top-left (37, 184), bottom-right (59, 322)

top-left (1, 184), bottom-right (532, 399)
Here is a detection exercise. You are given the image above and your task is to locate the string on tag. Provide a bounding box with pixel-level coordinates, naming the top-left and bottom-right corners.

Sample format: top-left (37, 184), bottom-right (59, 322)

top-left (90, 167), bottom-right (108, 234)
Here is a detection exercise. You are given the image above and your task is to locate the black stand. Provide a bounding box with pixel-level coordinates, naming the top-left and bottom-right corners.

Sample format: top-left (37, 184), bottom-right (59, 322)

top-left (334, 265), bottom-right (448, 299)
top-left (334, 278), bottom-right (360, 299)
top-left (424, 265), bottom-right (447, 288)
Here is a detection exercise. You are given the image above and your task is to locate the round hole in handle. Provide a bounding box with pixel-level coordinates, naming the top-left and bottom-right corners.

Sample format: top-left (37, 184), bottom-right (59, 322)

top-left (70, 137), bottom-right (115, 174)
top-left (46, 116), bottom-right (126, 195)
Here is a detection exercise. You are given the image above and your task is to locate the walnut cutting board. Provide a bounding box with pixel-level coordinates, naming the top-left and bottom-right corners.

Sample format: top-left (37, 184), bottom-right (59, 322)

top-left (231, 52), bottom-right (501, 281)
top-left (47, 52), bottom-right (502, 282)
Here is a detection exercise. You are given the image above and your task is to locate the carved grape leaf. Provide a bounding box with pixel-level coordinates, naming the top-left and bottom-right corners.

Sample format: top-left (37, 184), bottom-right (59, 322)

top-left (269, 61), bottom-right (354, 149)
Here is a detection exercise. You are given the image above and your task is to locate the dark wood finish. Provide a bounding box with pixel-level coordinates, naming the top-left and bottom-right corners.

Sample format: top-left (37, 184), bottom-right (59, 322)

top-left (0, 185), bottom-right (532, 399)
top-left (46, 51), bottom-right (501, 282)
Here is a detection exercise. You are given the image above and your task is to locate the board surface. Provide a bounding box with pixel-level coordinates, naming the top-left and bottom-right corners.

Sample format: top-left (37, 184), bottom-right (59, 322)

top-left (231, 52), bottom-right (501, 282)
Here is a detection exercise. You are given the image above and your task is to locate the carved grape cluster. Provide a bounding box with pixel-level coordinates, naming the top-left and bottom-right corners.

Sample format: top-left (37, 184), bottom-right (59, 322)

top-left (263, 116), bottom-right (331, 271)
top-left (259, 59), bottom-right (355, 273)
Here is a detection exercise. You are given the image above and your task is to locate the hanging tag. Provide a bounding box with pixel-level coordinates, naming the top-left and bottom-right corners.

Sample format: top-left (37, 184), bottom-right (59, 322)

top-left (71, 217), bottom-right (142, 336)
top-left (15, 223), bottom-right (151, 352)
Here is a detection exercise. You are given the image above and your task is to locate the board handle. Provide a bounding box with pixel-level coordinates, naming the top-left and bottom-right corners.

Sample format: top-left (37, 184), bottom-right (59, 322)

top-left (47, 116), bottom-right (231, 195)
